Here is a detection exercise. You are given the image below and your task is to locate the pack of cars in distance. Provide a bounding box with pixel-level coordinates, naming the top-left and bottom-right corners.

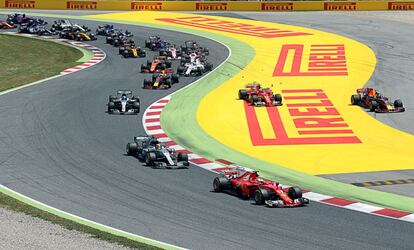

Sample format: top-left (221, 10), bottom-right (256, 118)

top-left (351, 87), bottom-right (405, 113)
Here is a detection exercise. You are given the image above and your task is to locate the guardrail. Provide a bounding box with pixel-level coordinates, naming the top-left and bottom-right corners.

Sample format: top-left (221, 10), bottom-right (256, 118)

top-left (0, 1), bottom-right (413, 11)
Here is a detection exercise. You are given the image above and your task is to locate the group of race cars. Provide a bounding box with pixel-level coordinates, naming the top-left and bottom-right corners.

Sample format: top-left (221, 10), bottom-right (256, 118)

top-left (3, 13), bottom-right (406, 209)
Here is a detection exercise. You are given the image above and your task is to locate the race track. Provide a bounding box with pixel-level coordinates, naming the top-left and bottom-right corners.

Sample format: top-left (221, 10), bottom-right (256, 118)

top-left (0, 13), bottom-right (413, 249)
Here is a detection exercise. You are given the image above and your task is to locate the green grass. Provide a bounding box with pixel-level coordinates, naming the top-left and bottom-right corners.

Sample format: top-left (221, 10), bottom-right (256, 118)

top-left (0, 192), bottom-right (161, 250)
top-left (0, 34), bottom-right (83, 92)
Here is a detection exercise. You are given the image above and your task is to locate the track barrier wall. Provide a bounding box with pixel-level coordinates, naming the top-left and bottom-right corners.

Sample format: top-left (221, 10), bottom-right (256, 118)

top-left (1, 1), bottom-right (414, 11)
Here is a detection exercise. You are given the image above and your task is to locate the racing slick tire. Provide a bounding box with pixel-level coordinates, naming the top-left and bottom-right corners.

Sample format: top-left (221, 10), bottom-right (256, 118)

top-left (204, 48), bottom-right (210, 55)
top-left (394, 99), bottom-right (403, 108)
top-left (126, 142), bottom-right (138, 155)
top-left (288, 187), bottom-right (303, 200)
top-left (165, 61), bottom-right (172, 68)
top-left (165, 79), bottom-right (172, 88)
top-left (177, 152), bottom-right (188, 162)
top-left (109, 95), bottom-right (116, 102)
top-left (254, 188), bottom-right (270, 205)
top-left (213, 177), bottom-right (230, 192)
top-left (107, 102), bottom-right (115, 113)
top-left (145, 152), bottom-right (157, 166)
top-left (177, 66), bottom-right (185, 75)
top-left (143, 79), bottom-right (152, 89)
top-left (205, 62), bottom-right (213, 71)
top-left (159, 49), bottom-right (166, 56)
top-left (160, 63), bottom-right (167, 70)
top-left (251, 94), bottom-right (259, 105)
top-left (238, 89), bottom-right (248, 100)
top-left (133, 101), bottom-right (140, 113)
top-left (351, 94), bottom-right (361, 105)
top-left (145, 40), bottom-right (151, 48)
top-left (370, 100), bottom-right (378, 112)
top-left (141, 64), bottom-right (148, 73)
top-left (274, 94), bottom-right (283, 104)
top-left (171, 74), bottom-right (179, 83)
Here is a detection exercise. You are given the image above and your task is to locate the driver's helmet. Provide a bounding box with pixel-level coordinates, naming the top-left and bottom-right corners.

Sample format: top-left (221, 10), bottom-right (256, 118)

top-left (250, 171), bottom-right (259, 181)
top-left (155, 143), bottom-right (161, 150)
top-left (121, 94), bottom-right (127, 100)
top-left (160, 70), bottom-right (167, 77)
top-left (368, 88), bottom-right (376, 97)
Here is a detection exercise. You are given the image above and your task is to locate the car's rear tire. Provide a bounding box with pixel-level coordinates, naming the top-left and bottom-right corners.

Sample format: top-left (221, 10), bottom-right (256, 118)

top-left (171, 74), bottom-right (179, 83)
top-left (177, 66), bottom-right (185, 75)
top-left (126, 142), bottom-right (138, 155)
top-left (107, 102), bottom-right (115, 112)
top-left (254, 188), bottom-right (270, 205)
top-left (288, 187), bottom-right (302, 200)
top-left (370, 100), bottom-right (378, 112)
top-left (213, 177), bottom-right (230, 192)
top-left (351, 94), bottom-right (361, 105)
top-left (133, 102), bottom-right (140, 113)
top-left (145, 152), bottom-right (156, 166)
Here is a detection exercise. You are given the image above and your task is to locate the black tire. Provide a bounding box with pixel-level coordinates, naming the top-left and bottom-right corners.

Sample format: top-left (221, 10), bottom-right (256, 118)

top-left (213, 177), bottom-right (230, 192)
top-left (238, 89), bottom-right (248, 100)
top-left (370, 100), bottom-right (378, 112)
top-left (126, 142), bottom-right (138, 155)
top-left (394, 99), bottom-right (403, 108)
top-left (143, 79), bottom-right (151, 88)
top-left (109, 95), bottom-right (116, 102)
top-left (146, 60), bottom-right (152, 66)
top-left (145, 152), bottom-right (156, 166)
top-left (171, 74), bottom-right (179, 83)
top-left (165, 61), bottom-right (172, 68)
top-left (205, 62), bottom-right (213, 71)
top-left (251, 94), bottom-right (259, 104)
top-left (177, 66), bottom-right (185, 75)
top-left (177, 152), bottom-right (188, 162)
top-left (351, 94), bottom-right (361, 105)
top-left (107, 102), bottom-right (115, 112)
top-left (159, 63), bottom-right (166, 70)
top-left (165, 79), bottom-right (172, 88)
top-left (141, 64), bottom-right (147, 73)
top-left (133, 102), bottom-right (140, 113)
top-left (254, 188), bottom-right (270, 205)
top-left (274, 94), bottom-right (282, 103)
top-left (145, 40), bottom-right (150, 48)
top-left (159, 49), bottom-right (166, 56)
top-left (288, 187), bottom-right (302, 200)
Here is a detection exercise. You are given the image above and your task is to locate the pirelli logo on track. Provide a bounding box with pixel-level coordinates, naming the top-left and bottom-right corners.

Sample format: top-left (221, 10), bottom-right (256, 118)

top-left (274, 44), bottom-right (348, 77)
top-left (324, 2), bottom-right (356, 11)
top-left (195, 2), bottom-right (227, 11)
top-left (5, 0), bottom-right (35, 8)
top-left (388, 2), bottom-right (414, 10)
top-left (156, 16), bottom-right (312, 39)
top-left (261, 2), bottom-right (293, 11)
top-left (244, 89), bottom-right (361, 146)
top-left (66, 1), bottom-right (97, 9)
top-left (131, 2), bottom-right (162, 11)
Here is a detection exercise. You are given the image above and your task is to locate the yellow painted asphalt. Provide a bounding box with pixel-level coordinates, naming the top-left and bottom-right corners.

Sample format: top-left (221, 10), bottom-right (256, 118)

top-left (91, 12), bottom-right (414, 175)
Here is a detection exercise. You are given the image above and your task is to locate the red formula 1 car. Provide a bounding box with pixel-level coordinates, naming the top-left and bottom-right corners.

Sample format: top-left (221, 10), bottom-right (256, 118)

top-left (238, 83), bottom-right (282, 107)
top-left (351, 88), bottom-right (405, 113)
top-left (140, 56), bottom-right (173, 73)
top-left (213, 168), bottom-right (309, 208)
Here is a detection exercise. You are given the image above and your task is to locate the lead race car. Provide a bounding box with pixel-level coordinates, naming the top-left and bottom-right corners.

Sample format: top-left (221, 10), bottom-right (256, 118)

top-left (126, 136), bottom-right (189, 169)
top-left (238, 82), bottom-right (283, 107)
top-left (107, 90), bottom-right (140, 114)
top-left (213, 167), bottom-right (309, 208)
top-left (351, 88), bottom-right (405, 113)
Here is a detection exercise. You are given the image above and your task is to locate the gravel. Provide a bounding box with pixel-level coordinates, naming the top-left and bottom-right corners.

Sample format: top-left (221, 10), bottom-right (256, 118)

top-left (0, 208), bottom-right (129, 250)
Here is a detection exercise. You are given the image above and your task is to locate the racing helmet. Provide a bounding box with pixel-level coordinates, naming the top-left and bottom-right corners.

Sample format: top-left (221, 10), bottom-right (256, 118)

top-left (155, 143), bottom-right (161, 149)
top-left (121, 94), bottom-right (127, 100)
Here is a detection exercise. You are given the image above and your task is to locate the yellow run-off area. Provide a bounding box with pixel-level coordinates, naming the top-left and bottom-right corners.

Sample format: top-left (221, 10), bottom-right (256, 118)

top-left (91, 12), bottom-right (414, 175)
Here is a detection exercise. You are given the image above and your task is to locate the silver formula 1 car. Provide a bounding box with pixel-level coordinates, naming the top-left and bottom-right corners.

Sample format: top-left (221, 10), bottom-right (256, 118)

top-left (126, 136), bottom-right (189, 169)
top-left (107, 90), bottom-right (140, 114)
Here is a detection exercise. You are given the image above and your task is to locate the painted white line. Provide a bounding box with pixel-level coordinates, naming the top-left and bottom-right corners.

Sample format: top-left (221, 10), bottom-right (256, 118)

top-left (344, 203), bottom-right (384, 213)
top-left (146, 129), bottom-right (165, 135)
top-left (400, 214), bottom-right (414, 223)
top-left (145, 115), bottom-right (161, 120)
top-left (145, 122), bottom-right (160, 127)
top-left (302, 192), bottom-right (333, 202)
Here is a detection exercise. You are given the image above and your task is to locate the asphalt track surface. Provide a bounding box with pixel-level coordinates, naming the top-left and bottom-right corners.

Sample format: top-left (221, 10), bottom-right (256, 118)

top-left (0, 13), bottom-right (413, 249)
